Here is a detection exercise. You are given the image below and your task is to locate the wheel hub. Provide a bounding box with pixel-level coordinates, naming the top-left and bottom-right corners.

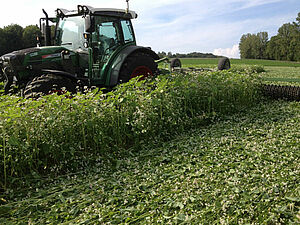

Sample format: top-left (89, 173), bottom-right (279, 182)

top-left (131, 66), bottom-right (153, 79)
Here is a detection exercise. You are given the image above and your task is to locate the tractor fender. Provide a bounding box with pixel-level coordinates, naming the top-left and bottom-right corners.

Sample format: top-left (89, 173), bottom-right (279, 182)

top-left (41, 69), bottom-right (88, 82)
top-left (109, 46), bottom-right (159, 86)
top-left (0, 67), bottom-right (4, 82)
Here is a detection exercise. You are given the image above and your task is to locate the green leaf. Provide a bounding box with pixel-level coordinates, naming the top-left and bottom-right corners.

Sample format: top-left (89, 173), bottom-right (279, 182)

top-left (8, 136), bottom-right (20, 146)
top-left (285, 196), bottom-right (300, 202)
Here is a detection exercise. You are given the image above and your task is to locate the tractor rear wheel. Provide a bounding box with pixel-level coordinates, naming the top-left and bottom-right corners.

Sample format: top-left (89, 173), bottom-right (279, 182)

top-left (218, 57), bottom-right (231, 70)
top-left (0, 70), bottom-right (4, 82)
top-left (24, 74), bottom-right (76, 98)
top-left (118, 52), bottom-right (158, 83)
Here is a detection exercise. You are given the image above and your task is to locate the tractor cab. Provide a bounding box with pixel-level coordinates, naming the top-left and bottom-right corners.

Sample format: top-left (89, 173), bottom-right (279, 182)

top-left (51, 6), bottom-right (140, 83)
top-left (1, 3), bottom-right (159, 97)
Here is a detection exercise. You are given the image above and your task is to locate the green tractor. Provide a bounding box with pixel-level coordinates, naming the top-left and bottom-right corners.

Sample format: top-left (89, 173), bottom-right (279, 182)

top-left (0, 3), bottom-right (160, 97)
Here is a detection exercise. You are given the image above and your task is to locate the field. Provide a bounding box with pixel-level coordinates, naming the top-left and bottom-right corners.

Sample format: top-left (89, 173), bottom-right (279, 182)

top-left (0, 59), bottom-right (299, 224)
top-left (180, 58), bottom-right (300, 67)
top-left (180, 58), bottom-right (300, 86)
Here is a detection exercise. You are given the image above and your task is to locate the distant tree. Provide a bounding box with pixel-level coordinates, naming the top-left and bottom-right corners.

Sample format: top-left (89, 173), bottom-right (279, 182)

top-left (239, 12), bottom-right (300, 61)
top-left (0, 28), bottom-right (6, 56)
top-left (157, 51), bottom-right (167, 58)
top-left (257, 32), bottom-right (268, 59)
top-left (272, 22), bottom-right (300, 61)
top-left (3, 24), bottom-right (24, 53)
top-left (276, 23), bottom-right (293, 60)
top-left (239, 33), bottom-right (263, 59)
top-left (266, 36), bottom-right (280, 60)
top-left (239, 34), bottom-right (250, 58)
top-left (296, 12), bottom-right (300, 25)
top-left (23, 25), bottom-right (41, 48)
top-left (167, 52), bottom-right (173, 58)
top-left (157, 51), bottom-right (219, 59)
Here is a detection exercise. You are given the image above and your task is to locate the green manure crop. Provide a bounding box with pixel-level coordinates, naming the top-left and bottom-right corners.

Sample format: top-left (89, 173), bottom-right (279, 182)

top-left (1, 100), bottom-right (299, 224)
top-left (0, 70), bottom-right (261, 189)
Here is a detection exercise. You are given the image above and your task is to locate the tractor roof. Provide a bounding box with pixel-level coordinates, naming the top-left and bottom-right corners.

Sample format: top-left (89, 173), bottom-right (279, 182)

top-left (57, 5), bottom-right (138, 19)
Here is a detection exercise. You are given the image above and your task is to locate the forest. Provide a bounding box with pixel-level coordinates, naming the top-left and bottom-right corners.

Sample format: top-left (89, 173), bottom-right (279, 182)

top-left (0, 24), bottom-right (41, 56)
top-left (157, 51), bottom-right (218, 58)
top-left (239, 12), bottom-right (300, 61)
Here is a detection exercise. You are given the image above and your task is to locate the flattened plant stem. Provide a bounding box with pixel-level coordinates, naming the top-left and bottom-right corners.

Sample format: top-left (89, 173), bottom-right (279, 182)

top-left (82, 124), bottom-right (87, 152)
top-left (3, 129), bottom-right (7, 190)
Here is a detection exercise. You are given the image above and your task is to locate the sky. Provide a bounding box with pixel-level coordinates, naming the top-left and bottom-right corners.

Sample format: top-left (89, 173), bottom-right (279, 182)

top-left (0, 0), bottom-right (299, 58)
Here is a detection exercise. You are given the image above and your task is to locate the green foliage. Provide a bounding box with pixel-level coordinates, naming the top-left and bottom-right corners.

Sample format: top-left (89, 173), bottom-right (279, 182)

top-left (180, 58), bottom-right (300, 67)
top-left (0, 71), bottom-right (261, 189)
top-left (0, 29), bottom-right (6, 56)
top-left (0, 61), bottom-right (299, 224)
top-left (157, 51), bottom-right (218, 58)
top-left (297, 12), bottom-right (300, 24)
top-left (230, 65), bottom-right (265, 74)
top-left (0, 100), bottom-right (299, 224)
top-left (0, 24), bottom-right (41, 55)
top-left (239, 12), bottom-right (300, 61)
top-left (2, 24), bottom-right (24, 54)
top-left (23, 25), bottom-right (41, 48)
top-left (266, 23), bottom-right (300, 61)
top-left (262, 66), bottom-right (300, 86)
top-left (239, 32), bottom-right (268, 59)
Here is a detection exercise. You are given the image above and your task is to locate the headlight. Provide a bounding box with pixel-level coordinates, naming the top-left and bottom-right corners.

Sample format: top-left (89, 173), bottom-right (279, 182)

top-left (2, 61), bottom-right (9, 67)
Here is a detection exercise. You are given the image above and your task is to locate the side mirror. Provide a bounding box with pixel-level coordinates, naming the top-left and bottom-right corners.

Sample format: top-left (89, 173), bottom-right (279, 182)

top-left (85, 15), bottom-right (95, 33)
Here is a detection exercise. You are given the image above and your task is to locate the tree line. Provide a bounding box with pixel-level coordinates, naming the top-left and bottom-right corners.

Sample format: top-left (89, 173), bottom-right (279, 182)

top-left (239, 12), bottom-right (300, 61)
top-left (157, 51), bottom-right (218, 58)
top-left (0, 24), bottom-right (41, 56)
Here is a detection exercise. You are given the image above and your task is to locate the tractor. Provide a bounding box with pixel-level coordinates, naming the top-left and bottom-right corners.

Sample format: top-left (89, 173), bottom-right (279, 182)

top-left (0, 2), bottom-right (160, 98)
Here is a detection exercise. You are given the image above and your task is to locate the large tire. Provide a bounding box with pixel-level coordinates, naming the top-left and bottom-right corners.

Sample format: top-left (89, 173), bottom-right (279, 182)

top-left (118, 52), bottom-right (158, 83)
top-left (218, 57), bottom-right (231, 70)
top-left (0, 70), bottom-right (4, 82)
top-left (24, 74), bottom-right (76, 99)
top-left (170, 58), bottom-right (182, 69)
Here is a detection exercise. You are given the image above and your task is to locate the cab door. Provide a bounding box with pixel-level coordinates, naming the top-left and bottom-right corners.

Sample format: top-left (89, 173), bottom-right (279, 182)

top-left (91, 20), bottom-right (121, 79)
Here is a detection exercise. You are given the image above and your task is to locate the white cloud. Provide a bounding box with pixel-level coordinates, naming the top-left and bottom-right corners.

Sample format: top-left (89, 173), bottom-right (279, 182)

top-left (242, 0), bottom-right (282, 9)
top-left (213, 44), bottom-right (240, 58)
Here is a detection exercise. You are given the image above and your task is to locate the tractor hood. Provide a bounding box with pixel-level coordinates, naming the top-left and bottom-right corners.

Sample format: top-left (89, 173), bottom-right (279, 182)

top-left (0, 46), bottom-right (67, 72)
top-left (1, 47), bottom-right (40, 70)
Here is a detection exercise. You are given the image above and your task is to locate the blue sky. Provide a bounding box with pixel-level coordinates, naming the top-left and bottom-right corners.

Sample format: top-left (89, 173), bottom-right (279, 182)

top-left (0, 0), bottom-right (299, 58)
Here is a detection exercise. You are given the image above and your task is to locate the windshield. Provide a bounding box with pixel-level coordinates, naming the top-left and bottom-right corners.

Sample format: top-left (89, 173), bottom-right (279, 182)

top-left (56, 16), bottom-right (87, 51)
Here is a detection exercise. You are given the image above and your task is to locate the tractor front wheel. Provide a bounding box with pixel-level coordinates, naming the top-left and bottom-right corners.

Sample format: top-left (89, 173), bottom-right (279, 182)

top-left (24, 74), bottom-right (76, 98)
top-left (118, 52), bottom-right (158, 83)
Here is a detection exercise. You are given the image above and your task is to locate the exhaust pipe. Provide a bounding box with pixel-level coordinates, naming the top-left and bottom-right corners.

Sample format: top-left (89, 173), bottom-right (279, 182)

top-left (126, 0), bottom-right (129, 13)
top-left (42, 9), bottom-right (51, 46)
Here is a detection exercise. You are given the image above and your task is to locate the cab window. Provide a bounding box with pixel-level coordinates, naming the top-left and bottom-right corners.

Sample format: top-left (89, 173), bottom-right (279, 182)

top-left (121, 20), bottom-right (134, 43)
top-left (97, 21), bottom-right (119, 54)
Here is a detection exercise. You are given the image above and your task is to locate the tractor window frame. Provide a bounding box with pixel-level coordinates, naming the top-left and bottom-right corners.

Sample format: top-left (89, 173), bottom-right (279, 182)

top-left (91, 17), bottom-right (123, 56)
top-left (56, 15), bottom-right (87, 51)
top-left (120, 20), bottom-right (135, 44)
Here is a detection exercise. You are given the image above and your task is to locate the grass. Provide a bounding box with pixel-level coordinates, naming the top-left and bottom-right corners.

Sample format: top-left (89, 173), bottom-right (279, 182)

top-left (0, 100), bottom-right (299, 224)
top-left (180, 58), bottom-right (300, 67)
top-left (262, 66), bottom-right (300, 86)
top-left (180, 58), bottom-right (300, 86)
